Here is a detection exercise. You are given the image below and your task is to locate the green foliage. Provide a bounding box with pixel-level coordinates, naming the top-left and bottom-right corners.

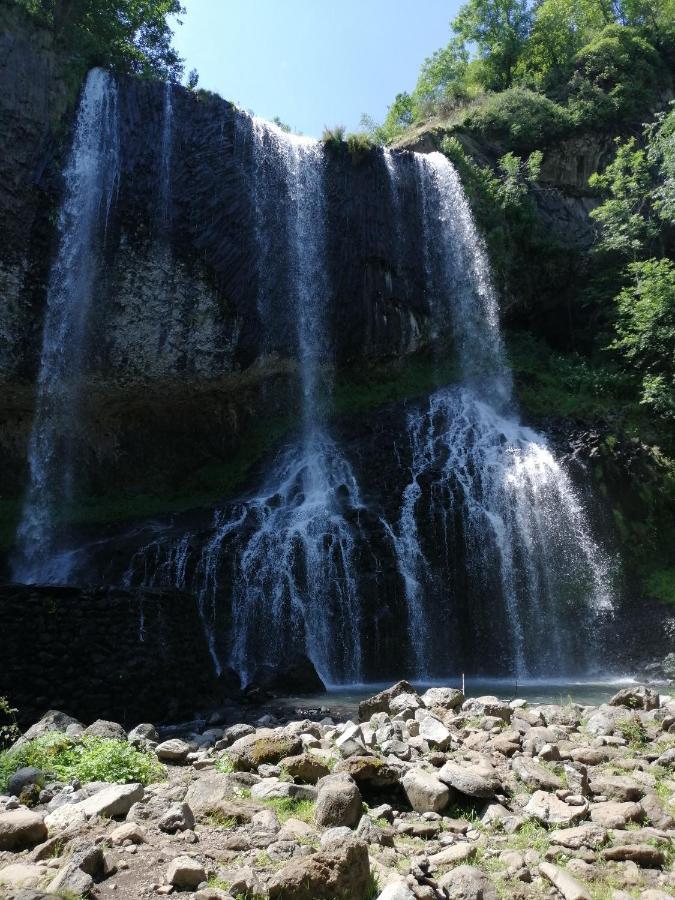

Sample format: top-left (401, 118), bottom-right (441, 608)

top-left (451, 0), bottom-right (532, 91)
top-left (321, 124), bottom-right (346, 151)
top-left (461, 87), bottom-right (572, 149)
top-left (0, 698), bottom-right (20, 748)
top-left (261, 795), bottom-right (315, 823)
top-left (16, 0), bottom-right (185, 80)
top-left (611, 259), bottom-right (675, 418)
top-left (617, 715), bottom-right (648, 745)
top-left (567, 25), bottom-right (665, 127)
top-left (412, 38), bottom-right (471, 120)
top-left (648, 107), bottom-right (675, 223)
top-left (0, 734), bottom-right (164, 792)
top-left (645, 566), bottom-right (675, 604)
top-left (215, 753), bottom-right (234, 774)
top-left (272, 116), bottom-right (291, 133)
top-left (185, 67), bottom-right (199, 91)
top-left (590, 139), bottom-right (659, 258)
top-left (345, 131), bottom-right (377, 164)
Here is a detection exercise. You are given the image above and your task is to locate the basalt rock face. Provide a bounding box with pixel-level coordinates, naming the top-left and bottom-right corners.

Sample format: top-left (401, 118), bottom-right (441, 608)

top-left (0, 584), bottom-right (223, 726)
top-left (0, 32), bottom-right (430, 516)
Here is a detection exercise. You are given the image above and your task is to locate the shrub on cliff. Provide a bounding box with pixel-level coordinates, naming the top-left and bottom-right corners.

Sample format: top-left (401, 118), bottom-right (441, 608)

top-left (461, 87), bottom-right (573, 149)
top-left (0, 733), bottom-right (164, 791)
top-left (567, 26), bottom-right (666, 127)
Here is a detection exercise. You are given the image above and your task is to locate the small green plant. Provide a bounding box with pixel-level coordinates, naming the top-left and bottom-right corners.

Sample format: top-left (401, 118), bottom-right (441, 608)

top-left (321, 124), bottom-right (346, 150)
top-left (506, 819), bottom-right (551, 852)
top-left (617, 716), bottom-right (648, 747)
top-left (0, 734), bottom-right (164, 792)
top-left (215, 753), bottom-right (234, 774)
top-left (345, 131), bottom-right (377, 164)
top-left (207, 875), bottom-right (231, 890)
top-left (205, 810), bottom-right (237, 829)
top-left (0, 698), bottom-right (20, 748)
top-left (262, 795), bottom-right (315, 823)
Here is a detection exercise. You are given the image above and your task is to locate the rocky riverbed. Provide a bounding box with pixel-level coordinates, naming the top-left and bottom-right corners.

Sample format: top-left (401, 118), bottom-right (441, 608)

top-left (1, 682), bottom-right (674, 900)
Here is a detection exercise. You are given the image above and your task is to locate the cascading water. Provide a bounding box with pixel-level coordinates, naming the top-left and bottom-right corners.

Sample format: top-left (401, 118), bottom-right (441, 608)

top-left (12, 68), bottom-right (120, 584)
top-left (158, 81), bottom-right (173, 231)
top-left (388, 151), bottom-right (613, 678)
top-left (123, 118), bottom-right (366, 686)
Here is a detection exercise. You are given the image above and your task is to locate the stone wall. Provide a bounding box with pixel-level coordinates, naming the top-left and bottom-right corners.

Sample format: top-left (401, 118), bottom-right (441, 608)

top-left (0, 584), bottom-right (224, 727)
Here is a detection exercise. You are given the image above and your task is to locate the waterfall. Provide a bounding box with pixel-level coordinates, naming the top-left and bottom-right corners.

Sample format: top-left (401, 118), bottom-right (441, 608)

top-left (122, 118), bottom-right (365, 686)
top-left (12, 68), bottom-right (120, 584)
top-left (389, 151), bottom-right (613, 678)
top-left (158, 81), bottom-right (173, 231)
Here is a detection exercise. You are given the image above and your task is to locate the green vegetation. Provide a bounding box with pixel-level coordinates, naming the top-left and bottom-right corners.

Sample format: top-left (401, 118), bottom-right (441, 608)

top-left (261, 795), bottom-right (316, 824)
top-left (646, 567), bottom-right (675, 604)
top-left (617, 715), bottom-right (649, 746)
top-left (0, 733), bottom-right (164, 792)
top-left (0, 698), bottom-right (20, 748)
top-left (14, 0), bottom-right (184, 81)
top-left (363, 0), bottom-right (674, 145)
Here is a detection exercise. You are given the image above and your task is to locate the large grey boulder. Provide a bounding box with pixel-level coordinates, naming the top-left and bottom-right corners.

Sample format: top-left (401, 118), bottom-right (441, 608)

top-left (82, 719), bottom-right (127, 741)
top-left (155, 738), bottom-right (191, 763)
top-left (358, 681), bottom-right (416, 721)
top-left (314, 773), bottom-right (362, 828)
top-left (437, 864), bottom-right (499, 899)
top-left (402, 767), bottom-right (450, 813)
top-left (461, 696), bottom-right (511, 723)
top-left (267, 835), bottom-right (370, 900)
top-left (167, 855), bottom-right (206, 889)
top-left (11, 711), bottom-right (81, 750)
top-left (539, 862), bottom-right (591, 900)
top-left (0, 809), bottom-right (47, 850)
top-left (439, 759), bottom-right (503, 798)
top-left (589, 774), bottom-right (642, 801)
top-left (228, 730), bottom-right (302, 771)
top-left (421, 687), bottom-right (464, 711)
top-left (7, 767), bottom-right (45, 798)
top-left (524, 791), bottom-right (588, 826)
top-left (608, 686), bottom-right (659, 711)
top-left (512, 756), bottom-right (563, 792)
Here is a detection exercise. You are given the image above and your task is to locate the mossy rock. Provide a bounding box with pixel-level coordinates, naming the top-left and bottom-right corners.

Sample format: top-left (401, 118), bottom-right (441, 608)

top-left (228, 732), bottom-right (303, 772)
top-left (334, 755), bottom-right (399, 787)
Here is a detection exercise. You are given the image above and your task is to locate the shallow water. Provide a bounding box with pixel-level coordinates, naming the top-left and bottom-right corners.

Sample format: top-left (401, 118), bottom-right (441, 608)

top-left (280, 676), bottom-right (644, 718)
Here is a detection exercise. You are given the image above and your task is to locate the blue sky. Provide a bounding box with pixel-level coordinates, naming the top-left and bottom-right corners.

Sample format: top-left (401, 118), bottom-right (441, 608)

top-left (171, 1), bottom-right (462, 137)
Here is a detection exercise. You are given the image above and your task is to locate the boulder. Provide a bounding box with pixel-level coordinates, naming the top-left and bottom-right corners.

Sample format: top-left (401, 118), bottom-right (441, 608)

top-left (418, 716), bottom-right (452, 750)
top-left (461, 696), bottom-right (511, 723)
top-left (439, 760), bottom-right (503, 798)
top-left (155, 738), bottom-right (191, 763)
top-left (335, 723), bottom-right (369, 758)
top-left (127, 723), bottom-right (159, 744)
top-left (267, 835), bottom-right (370, 900)
top-left (512, 757), bottom-right (563, 792)
top-left (281, 753), bottom-right (330, 783)
top-left (389, 693), bottom-right (423, 718)
top-left (11, 711), bottom-right (81, 749)
top-left (589, 801), bottom-right (643, 828)
top-left (402, 767), bottom-right (450, 813)
top-left (524, 791), bottom-right (588, 826)
top-left (110, 821), bottom-right (146, 845)
top-left (549, 823), bottom-right (607, 849)
top-left (437, 864), bottom-right (499, 899)
top-left (358, 681), bottom-right (416, 721)
top-left (228, 731), bottom-right (302, 771)
top-left (7, 767), bottom-right (45, 798)
top-left (251, 780), bottom-right (317, 802)
top-left (334, 756), bottom-right (399, 788)
top-left (376, 882), bottom-right (417, 900)
top-left (82, 719), bottom-right (127, 741)
top-left (79, 782), bottom-right (144, 818)
top-left (603, 844), bottom-right (665, 866)
top-left (421, 687), bottom-right (464, 711)
top-left (314, 773), bottom-right (362, 828)
top-left (538, 862), bottom-right (591, 900)
top-left (589, 774), bottom-right (642, 802)
top-left (608, 686), bottom-right (659, 711)
top-left (184, 773), bottom-right (244, 814)
top-left (166, 855), bottom-right (207, 890)
top-left (158, 802), bottom-right (195, 833)
top-left (428, 843), bottom-right (475, 870)
top-left (48, 863), bottom-right (94, 896)
top-left (0, 809), bottom-right (47, 850)
top-left (0, 863), bottom-right (45, 889)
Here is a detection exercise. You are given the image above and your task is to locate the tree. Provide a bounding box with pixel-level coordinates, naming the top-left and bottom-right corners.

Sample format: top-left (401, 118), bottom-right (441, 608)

top-left (412, 38), bottom-right (469, 118)
top-left (378, 92), bottom-right (416, 143)
top-left (589, 138), bottom-right (659, 258)
top-left (186, 67), bottom-right (199, 91)
top-left (523, 0), bottom-right (606, 87)
top-left (611, 258), bottom-right (675, 418)
top-left (17, 0), bottom-right (185, 80)
top-left (451, 0), bottom-right (532, 90)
